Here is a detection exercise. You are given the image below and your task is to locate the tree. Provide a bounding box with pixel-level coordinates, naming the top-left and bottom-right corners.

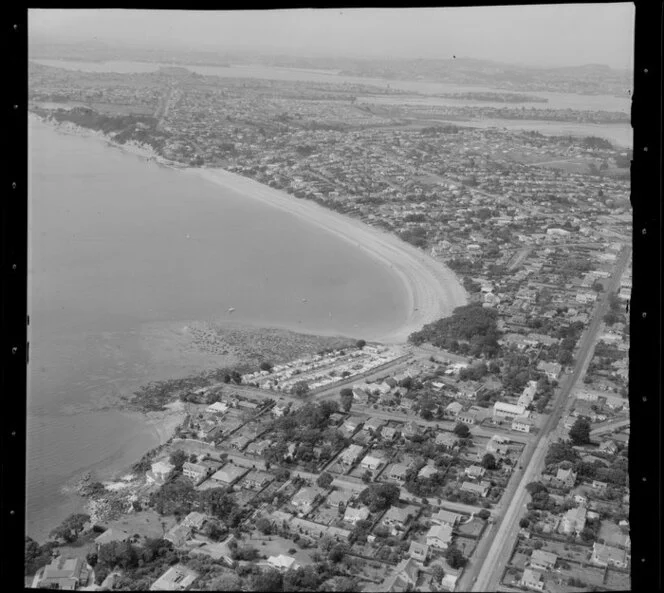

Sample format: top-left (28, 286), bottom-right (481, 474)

top-left (260, 361), bottom-right (273, 372)
top-left (445, 546), bottom-right (468, 569)
top-left (358, 483), bottom-right (400, 512)
top-left (328, 543), bottom-right (347, 563)
top-left (340, 391), bottom-right (353, 412)
top-left (169, 449), bottom-right (187, 470)
top-left (477, 509), bottom-right (491, 520)
top-left (317, 472), bottom-right (334, 489)
top-left (356, 340), bottom-right (366, 349)
top-left (519, 518), bottom-right (530, 528)
top-left (256, 518), bottom-right (273, 535)
top-left (481, 453), bottom-right (497, 470)
top-left (49, 513), bottom-right (90, 543)
top-left (203, 519), bottom-right (227, 541)
top-left (207, 574), bottom-right (242, 591)
top-left (569, 417), bottom-right (591, 446)
top-left (432, 565), bottom-right (446, 582)
top-left (526, 482), bottom-right (548, 496)
top-left (292, 380), bottom-right (310, 397)
top-left (453, 423), bottom-right (470, 438)
top-left (251, 568), bottom-right (283, 592)
top-left (97, 540), bottom-right (138, 571)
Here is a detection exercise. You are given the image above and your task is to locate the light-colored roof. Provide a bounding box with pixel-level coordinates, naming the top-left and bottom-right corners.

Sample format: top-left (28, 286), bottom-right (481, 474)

top-left (211, 464), bottom-right (246, 484)
top-left (95, 527), bottom-right (131, 545)
top-left (267, 554), bottom-right (297, 569)
top-left (150, 564), bottom-right (199, 591)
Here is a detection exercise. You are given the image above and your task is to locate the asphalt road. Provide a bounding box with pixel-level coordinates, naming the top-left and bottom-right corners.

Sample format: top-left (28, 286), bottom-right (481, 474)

top-left (468, 246), bottom-right (631, 592)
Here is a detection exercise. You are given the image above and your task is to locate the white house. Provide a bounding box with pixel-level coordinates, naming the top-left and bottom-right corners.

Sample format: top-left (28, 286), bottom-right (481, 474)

top-left (493, 402), bottom-right (527, 420)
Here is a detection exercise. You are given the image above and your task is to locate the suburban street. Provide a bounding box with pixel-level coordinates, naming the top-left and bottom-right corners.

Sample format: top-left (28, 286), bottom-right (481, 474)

top-left (466, 246), bottom-right (631, 592)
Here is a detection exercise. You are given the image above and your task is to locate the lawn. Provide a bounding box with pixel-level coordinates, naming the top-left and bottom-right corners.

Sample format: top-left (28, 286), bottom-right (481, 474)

top-left (241, 531), bottom-right (316, 567)
top-left (106, 510), bottom-right (178, 542)
top-left (605, 568), bottom-right (630, 591)
top-left (457, 517), bottom-right (485, 538)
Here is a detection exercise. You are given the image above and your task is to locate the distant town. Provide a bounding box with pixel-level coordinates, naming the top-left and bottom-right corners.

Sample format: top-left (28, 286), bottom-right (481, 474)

top-left (27, 57), bottom-right (630, 593)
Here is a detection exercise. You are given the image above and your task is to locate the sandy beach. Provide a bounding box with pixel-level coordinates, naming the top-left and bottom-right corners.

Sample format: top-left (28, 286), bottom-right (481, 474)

top-left (188, 167), bottom-right (468, 344)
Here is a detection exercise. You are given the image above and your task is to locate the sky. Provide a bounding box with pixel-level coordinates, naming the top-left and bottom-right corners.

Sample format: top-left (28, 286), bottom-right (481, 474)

top-left (29, 5), bottom-right (634, 70)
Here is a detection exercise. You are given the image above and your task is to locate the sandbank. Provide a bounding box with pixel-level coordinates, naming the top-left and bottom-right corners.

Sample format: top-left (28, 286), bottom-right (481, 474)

top-left (186, 167), bottom-right (468, 344)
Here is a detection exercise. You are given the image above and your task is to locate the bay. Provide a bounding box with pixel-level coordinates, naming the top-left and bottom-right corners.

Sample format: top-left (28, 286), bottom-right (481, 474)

top-left (27, 119), bottom-right (409, 540)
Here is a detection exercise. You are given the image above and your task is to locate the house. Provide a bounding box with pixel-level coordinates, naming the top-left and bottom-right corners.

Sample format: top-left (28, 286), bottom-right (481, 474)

top-left (380, 557), bottom-right (419, 592)
top-left (418, 464), bottom-right (438, 479)
top-left (205, 401), bottom-right (228, 415)
top-left (164, 523), bottom-right (194, 547)
top-left (340, 444), bottom-right (364, 465)
top-left (493, 401), bottom-right (527, 420)
top-left (518, 381), bottom-right (538, 408)
top-left (343, 416), bottom-right (364, 433)
top-left (181, 511), bottom-right (207, 531)
top-left (291, 487), bottom-right (320, 514)
top-left (426, 523), bottom-right (454, 549)
top-left (460, 481), bottom-right (490, 497)
top-left (243, 470), bottom-right (272, 490)
top-left (402, 421), bottom-right (421, 439)
top-left (457, 410), bottom-right (478, 425)
top-left (182, 462), bottom-right (211, 485)
top-left (591, 480), bottom-right (608, 491)
top-left (440, 572), bottom-right (459, 592)
top-left (561, 505), bottom-right (587, 535)
top-left (408, 541), bottom-right (429, 562)
top-left (361, 455), bottom-right (384, 473)
top-left (486, 435), bottom-right (511, 456)
top-left (328, 412), bottom-right (345, 426)
top-left (389, 463), bottom-right (410, 482)
top-left (599, 439), bottom-right (618, 455)
top-left (344, 505), bottom-right (370, 525)
top-left (537, 361), bottom-right (562, 380)
top-left (267, 554), bottom-right (299, 572)
top-left (512, 415), bottom-right (534, 433)
top-left (465, 465), bottom-right (486, 480)
top-left (445, 401), bottom-right (463, 418)
top-left (556, 467), bottom-right (577, 489)
top-left (431, 509), bottom-right (461, 527)
top-left (381, 425), bottom-right (398, 440)
top-left (36, 557), bottom-right (90, 590)
top-left (364, 417), bottom-right (386, 433)
top-left (436, 432), bottom-right (458, 447)
top-left (591, 542), bottom-right (629, 569)
top-left (382, 506), bottom-right (413, 531)
top-left (520, 568), bottom-right (545, 591)
top-left (147, 460), bottom-right (175, 485)
top-left (229, 434), bottom-right (252, 451)
top-left (245, 439), bottom-right (271, 457)
top-left (94, 527), bottom-right (131, 550)
top-left (272, 401), bottom-right (290, 417)
top-left (530, 549), bottom-right (558, 570)
top-left (210, 464), bottom-right (247, 486)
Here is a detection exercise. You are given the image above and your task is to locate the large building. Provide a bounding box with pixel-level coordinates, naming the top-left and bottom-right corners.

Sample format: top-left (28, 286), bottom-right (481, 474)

top-left (493, 402), bottom-right (528, 420)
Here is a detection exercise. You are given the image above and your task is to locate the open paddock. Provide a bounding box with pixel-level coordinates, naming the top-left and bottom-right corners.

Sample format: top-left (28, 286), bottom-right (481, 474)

top-left (605, 568), bottom-right (631, 590)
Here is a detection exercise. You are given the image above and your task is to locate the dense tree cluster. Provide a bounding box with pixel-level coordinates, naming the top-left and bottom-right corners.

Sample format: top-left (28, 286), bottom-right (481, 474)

top-left (409, 303), bottom-right (500, 357)
top-left (49, 513), bottom-right (90, 544)
top-left (569, 417), bottom-right (592, 446)
top-left (358, 483), bottom-right (400, 512)
top-left (25, 537), bottom-right (59, 576)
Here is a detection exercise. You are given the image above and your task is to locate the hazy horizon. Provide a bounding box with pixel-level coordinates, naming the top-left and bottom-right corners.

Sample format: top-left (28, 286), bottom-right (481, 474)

top-left (29, 5), bottom-right (634, 71)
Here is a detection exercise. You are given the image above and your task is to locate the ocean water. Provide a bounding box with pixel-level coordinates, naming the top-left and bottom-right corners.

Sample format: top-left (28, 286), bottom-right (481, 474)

top-left (26, 119), bottom-right (409, 540)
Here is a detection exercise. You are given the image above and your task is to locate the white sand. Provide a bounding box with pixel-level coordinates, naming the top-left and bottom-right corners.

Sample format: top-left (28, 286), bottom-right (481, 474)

top-left (187, 167), bottom-right (468, 344)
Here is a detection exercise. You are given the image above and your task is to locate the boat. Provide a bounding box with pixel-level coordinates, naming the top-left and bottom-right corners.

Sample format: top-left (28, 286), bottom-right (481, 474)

top-left (228, 307), bottom-right (235, 313)
top-left (302, 298), bottom-right (308, 303)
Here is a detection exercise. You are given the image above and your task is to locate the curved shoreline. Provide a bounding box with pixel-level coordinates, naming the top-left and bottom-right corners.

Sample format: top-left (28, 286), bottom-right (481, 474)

top-left (188, 167), bottom-right (468, 344)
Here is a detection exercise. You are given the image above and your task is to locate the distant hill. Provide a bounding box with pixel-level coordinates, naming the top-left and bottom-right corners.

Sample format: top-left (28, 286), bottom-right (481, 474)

top-left (28, 39), bottom-right (631, 96)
